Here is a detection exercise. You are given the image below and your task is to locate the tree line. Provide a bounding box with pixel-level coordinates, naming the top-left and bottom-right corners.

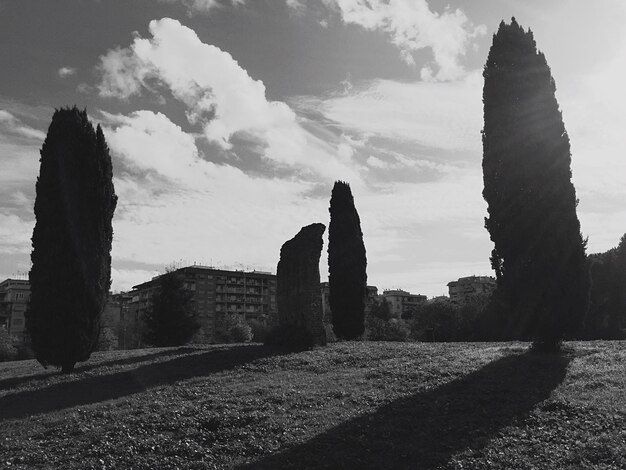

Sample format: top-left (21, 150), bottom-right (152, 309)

top-left (18, 18), bottom-right (624, 370)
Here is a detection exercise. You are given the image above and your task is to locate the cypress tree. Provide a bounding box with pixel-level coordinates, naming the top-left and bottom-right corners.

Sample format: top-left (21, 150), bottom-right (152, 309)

top-left (328, 181), bottom-right (367, 340)
top-left (28, 107), bottom-right (117, 372)
top-left (142, 270), bottom-right (200, 347)
top-left (482, 19), bottom-right (589, 351)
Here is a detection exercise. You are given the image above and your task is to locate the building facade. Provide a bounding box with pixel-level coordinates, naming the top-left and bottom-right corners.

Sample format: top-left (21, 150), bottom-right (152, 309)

top-left (0, 278), bottom-right (30, 338)
top-left (128, 266), bottom-right (277, 346)
top-left (381, 289), bottom-right (427, 318)
top-left (447, 275), bottom-right (496, 303)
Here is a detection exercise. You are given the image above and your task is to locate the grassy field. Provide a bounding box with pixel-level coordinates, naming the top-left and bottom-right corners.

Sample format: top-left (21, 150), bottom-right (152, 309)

top-left (1, 341), bottom-right (625, 469)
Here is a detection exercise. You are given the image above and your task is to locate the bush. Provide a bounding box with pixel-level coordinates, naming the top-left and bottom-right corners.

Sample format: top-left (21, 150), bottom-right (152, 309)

top-left (220, 314), bottom-right (253, 343)
top-left (248, 318), bottom-right (269, 343)
top-left (0, 328), bottom-right (18, 362)
top-left (97, 327), bottom-right (118, 351)
top-left (264, 324), bottom-right (314, 351)
top-left (367, 318), bottom-right (409, 342)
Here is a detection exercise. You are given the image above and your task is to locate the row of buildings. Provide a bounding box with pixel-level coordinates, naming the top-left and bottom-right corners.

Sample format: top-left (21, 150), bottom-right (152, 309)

top-left (0, 269), bottom-right (495, 348)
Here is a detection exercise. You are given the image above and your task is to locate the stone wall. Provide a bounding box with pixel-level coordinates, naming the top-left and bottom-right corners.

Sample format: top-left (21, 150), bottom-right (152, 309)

top-left (276, 223), bottom-right (327, 346)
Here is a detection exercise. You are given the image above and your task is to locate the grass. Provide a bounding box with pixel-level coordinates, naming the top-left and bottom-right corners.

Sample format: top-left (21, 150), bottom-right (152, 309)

top-left (0, 341), bottom-right (625, 469)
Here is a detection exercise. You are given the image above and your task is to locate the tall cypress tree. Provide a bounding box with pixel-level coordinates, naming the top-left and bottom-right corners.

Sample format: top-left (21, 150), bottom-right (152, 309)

top-left (28, 107), bottom-right (117, 372)
top-left (482, 19), bottom-right (589, 350)
top-left (328, 181), bottom-right (367, 340)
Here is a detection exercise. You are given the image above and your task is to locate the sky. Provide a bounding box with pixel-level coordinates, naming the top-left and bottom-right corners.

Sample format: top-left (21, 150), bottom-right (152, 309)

top-left (0, 0), bottom-right (624, 297)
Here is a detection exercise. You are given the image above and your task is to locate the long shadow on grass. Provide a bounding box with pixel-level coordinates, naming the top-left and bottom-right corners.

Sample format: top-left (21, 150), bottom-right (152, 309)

top-left (0, 344), bottom-right (280, 421)
top-left (242, 351), bottom-right (571, 470)
top-left (0, 347), bottom-right (198, 392)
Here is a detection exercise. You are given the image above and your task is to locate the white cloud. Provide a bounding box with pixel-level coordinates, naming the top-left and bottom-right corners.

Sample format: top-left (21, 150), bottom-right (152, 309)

top-left (57, 66), bottom-right (77, 78)
top-left (98, 18), bottom-right (361, 182)
top-left (319, 0), bottom-right (486, 81)
top-left (295, 71), bottom-right (483, 153)
top-left (0, 213), bottom-right (33, 255)
top-left (0, 109), bottom-right (46, 141)
top-left (158, 0), bottom-right (245, 14)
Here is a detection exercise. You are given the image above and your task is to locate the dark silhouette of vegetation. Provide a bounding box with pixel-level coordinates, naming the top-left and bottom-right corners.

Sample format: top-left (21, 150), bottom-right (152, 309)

top-left (243, 351), bottom-right (571, 469)
top-left (328, 181), bottom-right (367, 340)
top-left (583, 234), bottom-right (626, 339)
top-left (142, 270), bottom-right (200, 347)
top-left (220, 314), bottom-right (253, 343)
top-left (482, 18), bottom-right (589, 351)
top-left (27, 107), bottom-right (117, 373)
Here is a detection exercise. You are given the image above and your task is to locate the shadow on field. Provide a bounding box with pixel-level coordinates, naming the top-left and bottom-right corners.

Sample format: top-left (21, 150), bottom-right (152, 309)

top-left (242, 351), bottom-right (571, 470)
top-left (0, 345), bottom-right (280, 421)
top-left (0, 347), bottom-right (198, 392)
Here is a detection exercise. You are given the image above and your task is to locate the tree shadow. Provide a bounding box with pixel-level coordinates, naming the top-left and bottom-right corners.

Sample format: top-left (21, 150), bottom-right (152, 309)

top-left (242, 351), bottom-right (572, 470)
top-left (0, 345), bottom-right (281, 421)
top-left (0, 346), bottom-right (199, 392)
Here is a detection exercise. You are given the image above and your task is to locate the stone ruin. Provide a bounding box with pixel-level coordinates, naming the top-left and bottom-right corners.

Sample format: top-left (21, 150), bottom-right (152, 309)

top-left (275, 223), bottom-right (327, 346)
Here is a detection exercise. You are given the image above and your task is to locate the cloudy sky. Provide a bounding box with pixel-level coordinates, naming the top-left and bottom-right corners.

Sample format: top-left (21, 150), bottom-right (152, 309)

top-left (1, 0), bottom-right (624, 297)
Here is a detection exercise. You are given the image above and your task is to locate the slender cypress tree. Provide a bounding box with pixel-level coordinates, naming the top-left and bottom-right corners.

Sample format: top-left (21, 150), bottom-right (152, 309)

top-left (482, 19), bottom-right (589, 350)
top-left (328, 181), bottom-right (367, 340)
top-left (142, 270), bottom-right (200, 347)
top-left (28, 107), bottom-right (117, 372)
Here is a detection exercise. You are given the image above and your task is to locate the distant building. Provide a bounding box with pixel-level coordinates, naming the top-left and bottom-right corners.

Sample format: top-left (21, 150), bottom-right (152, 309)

top-left (320, 282), bottom-right (379, 322)
top-left (381, 289), bottom-right (427, 318)
top-left (0, 279), bottom-right (30, 338)
top-left (102, 292), bottom-right (133, 349)
top-left (127, 266), bottom-right (277, 346)
top-left (447, 275), bottom-right (496, 303)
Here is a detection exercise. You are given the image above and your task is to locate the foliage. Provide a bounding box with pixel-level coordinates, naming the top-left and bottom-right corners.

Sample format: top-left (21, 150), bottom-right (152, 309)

top-left (248, 316), bottom-right (270, 343)
top-left (410, 298), bottom-right (459, 342)
top-left (582, 234), bottom-right (626, 339)
top-left (482, 18), bottom-right (589, 351)
top-left (0, 327), bottom-right (18, 362)
top-left (328, 181), bottom-right (367, 340)
top-left (142, 270), bottom-right (200, 347)
top-left (220, 314), bottom-right (253, 343)
top-left (264, 323), bottom-right (315, 350)
top-left (27, 107), bottom-right (117, 373)
top-left (367, 318), bottom-right (410, 342)
top-left (97, 327), bottom-right (119, 351)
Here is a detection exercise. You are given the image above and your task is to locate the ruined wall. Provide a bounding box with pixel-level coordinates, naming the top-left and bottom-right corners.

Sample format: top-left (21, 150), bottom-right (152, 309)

top-left (276, 223), bottom-right (326, 346)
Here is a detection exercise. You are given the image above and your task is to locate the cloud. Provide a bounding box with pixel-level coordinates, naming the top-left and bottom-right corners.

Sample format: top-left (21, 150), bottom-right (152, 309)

top-left (0, 213), bottom-right (33, 255)
top-left (0, 109), bottom-right (46, 141)
top-left (97, 18), bottom-right (361, 182)
top-left (57, 66), bottom-right (77, 78)
top-left (294, 71), bottom-right (483, 153)
top-left (318, 0), bottom-right (486, 81)
top-left (158, 0), bottom-right (245, 14)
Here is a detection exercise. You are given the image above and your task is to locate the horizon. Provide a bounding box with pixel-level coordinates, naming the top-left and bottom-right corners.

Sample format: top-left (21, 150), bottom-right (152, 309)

top-left (1, 0), bottom-right (625, 298)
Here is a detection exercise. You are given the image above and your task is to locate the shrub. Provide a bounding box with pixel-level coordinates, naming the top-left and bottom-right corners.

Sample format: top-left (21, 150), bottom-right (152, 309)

top-left (264, 324), bottom-right (315, 350)
top-left (221, 314), bottom-right (253, 343)
top-left (248, 319), bottom-right (269, 343)
top-left (0, 328), bottom-right (18, 362)
top-left (367, 318), bottom-right (409, 342)
top-left (97, 327), bottom-right (119, 351)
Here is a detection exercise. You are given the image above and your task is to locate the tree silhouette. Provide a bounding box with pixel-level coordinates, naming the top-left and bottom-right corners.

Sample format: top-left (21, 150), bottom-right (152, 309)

top-left (142, 270), bottom-right (200, 347)
top-left (28, 107), bottom-right (117, 372)
top-left (328, 181), bottom-right (367, 340)
top-left (482, 18), bottom-right (589, 350)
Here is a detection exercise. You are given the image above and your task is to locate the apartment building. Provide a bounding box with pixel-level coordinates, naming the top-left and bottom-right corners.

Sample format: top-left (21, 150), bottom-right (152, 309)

top-left (447, 275), bottom-right (496, 303)
top-left (128, 266), bottom-right (277, 345)
top-left (0, 278), bottom-right (30, 338)
top-left (381, 289), bottom-right (427, 318)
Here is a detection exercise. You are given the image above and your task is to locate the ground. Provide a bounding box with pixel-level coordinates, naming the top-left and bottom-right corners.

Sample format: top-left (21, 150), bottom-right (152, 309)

top-left (0, 341), bottom-right (625, 469)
